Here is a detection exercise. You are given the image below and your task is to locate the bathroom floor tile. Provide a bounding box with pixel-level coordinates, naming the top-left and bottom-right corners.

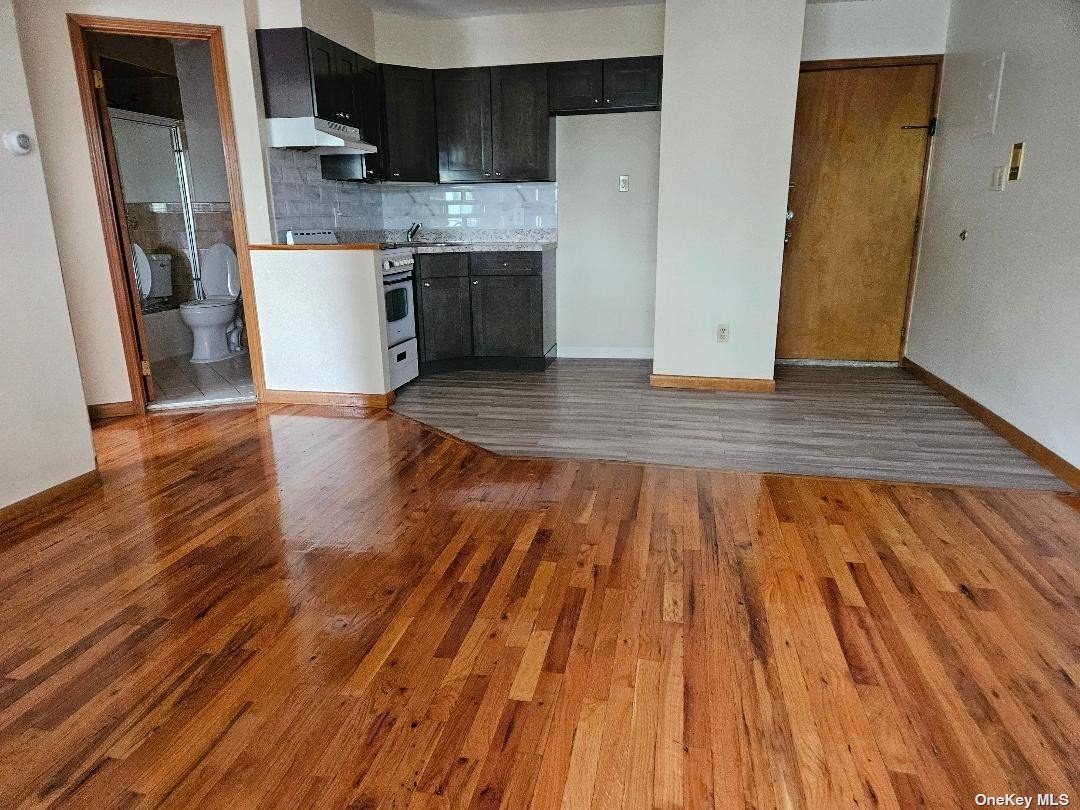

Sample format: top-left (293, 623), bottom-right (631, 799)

top-left (150, 352), bottom-right (254, 409)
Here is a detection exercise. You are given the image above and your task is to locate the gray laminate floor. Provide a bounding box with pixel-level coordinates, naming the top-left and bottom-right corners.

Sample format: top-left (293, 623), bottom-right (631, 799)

top-left (393, 360), bottom-right (1069, 491)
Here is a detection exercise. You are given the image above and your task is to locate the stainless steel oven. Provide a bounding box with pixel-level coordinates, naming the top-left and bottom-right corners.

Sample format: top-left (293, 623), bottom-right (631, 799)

top-left (379, 248), bottom-right (418, 388)
top-left (381, 250), bottom-right (416, 348)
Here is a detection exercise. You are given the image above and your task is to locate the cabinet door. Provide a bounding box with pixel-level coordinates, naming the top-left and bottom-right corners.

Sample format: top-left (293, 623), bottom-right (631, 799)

top-left (603, 56), bottom-right (662, 110)
top-left (382, 65), bottom-right (437, 182)
top-left (435, 68), bottom-right (493, 182)
top-left (548, 60), bottom-right (604, 113)
top-left (471, 276), bottom-right (543, 357)
top-left (333, 45), bottom-right (362, 127)
top-left (306, 31), bottom-right (338, 121)
top-left (355, 65), bottom-right (383, 179)
top-left (491, 64), bottom-right (551, 181)
top-left (419, 276), bottom-right (473, 361)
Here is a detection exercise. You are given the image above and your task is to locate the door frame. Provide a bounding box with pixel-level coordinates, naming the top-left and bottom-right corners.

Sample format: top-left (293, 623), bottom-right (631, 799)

top-left (785, 53), bottom-right (944, 361)
top-left (68, 14), bottom-right (266, 414)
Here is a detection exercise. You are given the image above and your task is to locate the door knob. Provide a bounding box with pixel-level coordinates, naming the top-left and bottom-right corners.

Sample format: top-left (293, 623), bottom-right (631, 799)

top-left (786, 210), bottom-right (795, 221)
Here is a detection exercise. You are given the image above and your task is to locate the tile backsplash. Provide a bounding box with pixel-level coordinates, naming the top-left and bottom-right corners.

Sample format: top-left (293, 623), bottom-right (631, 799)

top-left (267, 147), bottom-right (558, 243)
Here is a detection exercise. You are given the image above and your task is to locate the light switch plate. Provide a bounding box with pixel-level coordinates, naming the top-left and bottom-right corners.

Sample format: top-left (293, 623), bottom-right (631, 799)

top-left (716, 324), bottom-right (730, 343)
top-left (618, 175), bottom-right (630, 192)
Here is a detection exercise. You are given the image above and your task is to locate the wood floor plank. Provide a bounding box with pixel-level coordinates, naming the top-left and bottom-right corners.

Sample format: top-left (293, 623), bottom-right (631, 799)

top-left (0, 403), bottom-right (1075, 807)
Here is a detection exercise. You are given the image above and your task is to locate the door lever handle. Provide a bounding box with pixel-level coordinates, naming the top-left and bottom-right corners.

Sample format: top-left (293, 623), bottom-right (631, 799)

top-left (902, 117), bottom-right (938, 135)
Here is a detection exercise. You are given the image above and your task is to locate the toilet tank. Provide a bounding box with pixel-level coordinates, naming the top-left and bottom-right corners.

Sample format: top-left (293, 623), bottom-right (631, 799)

top-left (148, 253), bottom-right (173, 298)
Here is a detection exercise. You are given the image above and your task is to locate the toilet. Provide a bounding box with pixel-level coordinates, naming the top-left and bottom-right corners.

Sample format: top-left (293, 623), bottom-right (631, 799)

top-left (180, 243), bottom-right (243, 364)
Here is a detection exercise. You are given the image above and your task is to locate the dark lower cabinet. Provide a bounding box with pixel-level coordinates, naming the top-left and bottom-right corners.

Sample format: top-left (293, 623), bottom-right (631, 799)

top-left (417, 249), bottom-right (556, 373)
top-left (435, 68), bottom-right (493, 182)
top-left (418, 276), bottom-right (473, 362)
top-left (471, 276), bottom-right (544, 357)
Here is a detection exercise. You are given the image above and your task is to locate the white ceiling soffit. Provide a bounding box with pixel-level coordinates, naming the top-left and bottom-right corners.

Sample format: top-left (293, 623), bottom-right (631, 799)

top-left (366, 0), bottom-right (664, 19)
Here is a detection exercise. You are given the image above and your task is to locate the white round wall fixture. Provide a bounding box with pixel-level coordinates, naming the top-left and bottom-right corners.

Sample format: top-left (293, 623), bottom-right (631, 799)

top-left (3, 130), bottom-right (33, 155)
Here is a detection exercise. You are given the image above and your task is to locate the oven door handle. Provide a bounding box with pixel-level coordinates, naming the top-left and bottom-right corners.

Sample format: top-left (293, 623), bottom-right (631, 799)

top-left (383, 271), bottom-right (414, 285)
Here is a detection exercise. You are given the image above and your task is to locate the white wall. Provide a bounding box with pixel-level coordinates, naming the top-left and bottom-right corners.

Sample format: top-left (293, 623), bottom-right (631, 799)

top-left (555, 112), bottom-right (659, 359)
top-left (802, 0), bottom-right (951, 61)
top-left (373, 3), bottom-right (665, 68)
top-left (652, 0), bottom-right (806, 381)
top-left (303, 0), bottom-right (376, 58)
top-left (1, 0), bottom-right (97, 509)
top-left (906, 0), bottom-right (1080, 467)
top-left (14, 0), bottom-right (274, 407)
top-left (174, 39), bottom-right (231, 202)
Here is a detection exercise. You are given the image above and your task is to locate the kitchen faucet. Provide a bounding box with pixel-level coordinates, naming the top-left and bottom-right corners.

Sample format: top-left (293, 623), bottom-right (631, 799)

top-left (407, 222), bottom-right (422, 242)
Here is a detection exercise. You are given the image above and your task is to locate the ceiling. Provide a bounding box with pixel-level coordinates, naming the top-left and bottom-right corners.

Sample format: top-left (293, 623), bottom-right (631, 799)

top-left (365, 0), bottom-right (662, 19)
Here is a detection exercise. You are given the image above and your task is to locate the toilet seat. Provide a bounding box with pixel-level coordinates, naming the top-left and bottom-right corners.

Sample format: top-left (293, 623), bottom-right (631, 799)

top-left (181, 296), bottom-right (237, 310)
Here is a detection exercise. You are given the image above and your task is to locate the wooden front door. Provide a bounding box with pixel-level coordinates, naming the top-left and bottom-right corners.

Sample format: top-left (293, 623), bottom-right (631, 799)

top-left (777, 61), bottom-right (938, 361)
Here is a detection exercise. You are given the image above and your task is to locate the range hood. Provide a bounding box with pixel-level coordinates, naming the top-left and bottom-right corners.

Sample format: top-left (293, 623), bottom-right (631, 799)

top-left (266, 117), bottom-right (377, 155)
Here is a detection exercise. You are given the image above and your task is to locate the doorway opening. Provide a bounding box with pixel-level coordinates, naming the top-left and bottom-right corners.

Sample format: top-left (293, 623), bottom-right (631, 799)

top-left (69, 15), bottom-right (263, 413)
top-left (777, 55), bottom-right (942, 365)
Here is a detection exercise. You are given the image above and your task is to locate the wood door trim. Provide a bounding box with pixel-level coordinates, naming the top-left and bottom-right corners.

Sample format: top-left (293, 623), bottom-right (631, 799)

top-left (67, 14), bottom-right (267, 412)
top-left (649, 375), bottom-right (776, 394)
top-left (801, 54), bottom-right (944, 73)
top-left (88, 401), bottom-right (138, 421)
top-left (0, 470), bottom-right (102, 533)
top-left (902, 358), bottom-right (1079, 492)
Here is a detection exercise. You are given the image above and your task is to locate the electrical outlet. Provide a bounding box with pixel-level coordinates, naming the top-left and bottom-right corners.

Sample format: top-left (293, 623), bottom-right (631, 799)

top-left (716, 324), bottom-right (730, 343)
top-left (618, 175), bottom-right (630, 192)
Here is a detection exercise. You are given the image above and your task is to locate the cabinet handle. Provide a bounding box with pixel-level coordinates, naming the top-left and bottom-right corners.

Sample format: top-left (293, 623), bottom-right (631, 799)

top-left (472, 280), bottom-right (480, 285)
top-left (423, 282), bottom-right (431, 287)
top-left (594, 98), bottom-right (600, 104)
top-left (502, 262), bottom-right (509, 267)
top-left (606, 98), bottom-right (611, 103)
top-left (495, 172), bottom-right (502, 177)
top-left (484, 172), bottom-right (491, 177)
top-left (392, 172), bottom-right (400, 178)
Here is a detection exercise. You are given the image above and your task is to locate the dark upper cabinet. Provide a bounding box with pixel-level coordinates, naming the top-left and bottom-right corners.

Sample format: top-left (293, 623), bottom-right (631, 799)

top-left (435, 68), bottom-right (493, 182)
top-left (471, 275), bottom-right (544, 357)
top-left (257, 27), bottom-right (369, 126)
top-left (547, 61), bottom-right (604, 112)
top-left (604, 57), bottom-right (662, 110)
top-left (419, 276), bottom-right (473, 361)
top-left (491, 64), bottom-right (551, 181)
top-left (435, 65), bottom-right (551, 182)
top-left (381, 64), bottom-right (437, 182)
top-left (548, 55), bottom-right (662, 114)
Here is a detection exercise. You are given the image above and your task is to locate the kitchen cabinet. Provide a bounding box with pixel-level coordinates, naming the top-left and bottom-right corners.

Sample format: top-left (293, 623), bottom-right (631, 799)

top-left (416, 249), bottom-right (556, 373)
top-left (547, 61), bottom-right (604, 112)
top-left (490, 64), bottom-right (551, 181)
top-left (418, 276), bottom-right (473, 362)
top-left (604, 57), bottom-right (663, 110)
top-left (435, 68), bottom-right (493, 182)
top-left (471, 275), bottom-right (544, 358)
top-left (548, 56), bottom-right (662, 114)
top-left (380, 64), bottom-right (438, 182)
top-left (256, 28), bottom-right (369, 127)
top-left (435, 65), bottom-right (552, 182)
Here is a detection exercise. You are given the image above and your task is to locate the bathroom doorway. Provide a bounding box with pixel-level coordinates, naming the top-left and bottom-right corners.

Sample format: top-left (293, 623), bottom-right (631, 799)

top-left (69, 16), bottom-right (262, 413)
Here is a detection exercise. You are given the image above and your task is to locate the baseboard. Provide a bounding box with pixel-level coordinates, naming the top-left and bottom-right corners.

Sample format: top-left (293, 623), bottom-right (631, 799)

top-left (902, 358), bottom-right (1079, 491)
top-left (88, 401), bottom-right (137, 420)
top-left (649, 374), bottom-right (776, 393)
top-left (261, 389), bottom-right (396, 409)
top-left (0, 470), bottom-right (102, 532)
top-left (558, 347), bottom-right (655, 360)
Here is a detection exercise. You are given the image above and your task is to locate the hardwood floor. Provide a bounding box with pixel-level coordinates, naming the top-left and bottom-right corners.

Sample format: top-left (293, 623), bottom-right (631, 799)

top-left (1, 404), bottom-right (1077, 807)
top-left (393, 360), bottom-right (1069, 491)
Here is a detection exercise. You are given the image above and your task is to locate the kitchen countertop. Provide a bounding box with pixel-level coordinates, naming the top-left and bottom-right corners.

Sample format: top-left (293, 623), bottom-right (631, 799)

top-left (386, 242), bottom-right (556, 253)
top-left (250, 242), bottom-right (556, 253)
